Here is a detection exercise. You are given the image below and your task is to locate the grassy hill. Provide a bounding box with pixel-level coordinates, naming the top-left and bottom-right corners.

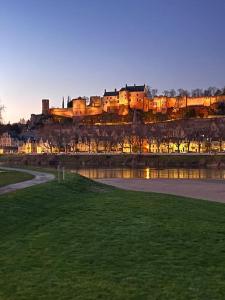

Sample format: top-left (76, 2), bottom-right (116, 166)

top-left (1, 172), bottom-right (225, 299)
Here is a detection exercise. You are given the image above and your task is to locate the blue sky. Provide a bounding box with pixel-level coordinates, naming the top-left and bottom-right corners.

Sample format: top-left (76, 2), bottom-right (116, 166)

top-left (1, 0), bottom-right (225, 122)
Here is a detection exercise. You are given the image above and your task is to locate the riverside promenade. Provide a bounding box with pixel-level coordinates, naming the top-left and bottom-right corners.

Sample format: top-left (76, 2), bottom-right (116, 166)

top-left (96, 178), bottom-right (225, 203)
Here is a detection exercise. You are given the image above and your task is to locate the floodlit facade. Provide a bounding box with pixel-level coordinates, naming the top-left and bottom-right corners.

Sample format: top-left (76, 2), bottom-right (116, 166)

top-left (18, 139), bottom-right (58, 154)
top-left (0, 132), bottom-right (19, 154)
top-left (15, 138), bottom-right (225, 154)
top-left (41, 84), bottom-right (225, 119)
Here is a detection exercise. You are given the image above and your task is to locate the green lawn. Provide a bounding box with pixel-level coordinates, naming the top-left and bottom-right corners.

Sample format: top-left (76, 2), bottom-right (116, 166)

top-left (0, 170), bottom-right (34, 187)
top-left (1, 172), bottom-right (225, 299)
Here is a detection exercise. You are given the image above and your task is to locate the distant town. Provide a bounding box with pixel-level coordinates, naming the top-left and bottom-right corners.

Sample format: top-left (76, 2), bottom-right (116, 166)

top-left (1, 84), bottom-right (225, 155)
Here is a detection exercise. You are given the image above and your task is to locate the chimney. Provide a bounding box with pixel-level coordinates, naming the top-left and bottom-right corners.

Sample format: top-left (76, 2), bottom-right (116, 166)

top-left (126, 84), bottom-right (127, 88)
top-left (115, 88), bottom-right (117, 92)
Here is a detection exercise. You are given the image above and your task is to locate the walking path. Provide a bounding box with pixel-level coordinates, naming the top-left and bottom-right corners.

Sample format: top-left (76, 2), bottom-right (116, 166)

top-left (1, 166), bottom-right (225, 203)
top-left (96, 178), bottom-right (225, 203)
top-left (0, 167), bottom-right (55, 195)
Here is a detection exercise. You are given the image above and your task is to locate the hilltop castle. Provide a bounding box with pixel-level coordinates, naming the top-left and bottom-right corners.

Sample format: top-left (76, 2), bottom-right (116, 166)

top-left (41, 84), bottom-right (225, 119)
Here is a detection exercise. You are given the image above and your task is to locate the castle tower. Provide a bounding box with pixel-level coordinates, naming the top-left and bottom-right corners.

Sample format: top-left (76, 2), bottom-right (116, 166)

top-left (72, 97), bottom-right (86, 116)
top-left (42, 99), bottom-right (49, 115)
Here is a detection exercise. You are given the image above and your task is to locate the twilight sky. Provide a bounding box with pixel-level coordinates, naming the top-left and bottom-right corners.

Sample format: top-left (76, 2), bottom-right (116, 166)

top-left (0, 0), bottom-right (225, 122)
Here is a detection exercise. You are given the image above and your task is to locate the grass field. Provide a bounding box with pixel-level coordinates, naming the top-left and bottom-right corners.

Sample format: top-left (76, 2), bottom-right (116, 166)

top-left (0, 169), bottom-right (34, 187)
top-left (1, 172), bottom-right (225, 299)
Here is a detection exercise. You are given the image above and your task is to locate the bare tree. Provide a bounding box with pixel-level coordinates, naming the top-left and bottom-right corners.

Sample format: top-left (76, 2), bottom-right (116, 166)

top-left (134, 125), bottom-right (147, 153)
top-left (215, 89), bottom-right (222, 96)
top-left (169, 89), bottom-right (176, 97)
top-left (150, 89), bottom-right (158, 98)
top-left (170, 125), bottom-right (186, 153)
top-left (124, 127), bottom-right (136, 153)
top-left (151, 127), bottom-right (163, 153)
top-left (92, 129), bottom-right (101, 153)
top-left (222, 86), bottom-right (225, 95)
top-left (145, 85), bottom-right (152, 98)
top-left (0, 104), bottom-right (4, 124)
top-left (71, 131), bottom-right (79, 153)
top-left (163, 90), bottom-right (170, 97)
top-left (146, 126), bottom-right (153, 153)
top-left (191, 89), bottom-right (203, 97)
top-left (177, 89), bottom-right (190, 97)
top-left (204, 87), bottom-right (218, 97)
top-left (116, 126), bottom-right (126, 153)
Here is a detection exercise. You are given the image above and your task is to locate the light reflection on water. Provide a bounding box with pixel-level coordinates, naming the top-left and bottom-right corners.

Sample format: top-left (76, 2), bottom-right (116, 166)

top-left (72, 168), bottom-right (225, 180)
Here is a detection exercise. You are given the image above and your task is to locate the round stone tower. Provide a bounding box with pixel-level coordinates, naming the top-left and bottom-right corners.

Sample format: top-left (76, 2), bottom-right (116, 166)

top-left (72, 98), bottom-right (86, 116)
top-left (42, 99), bottom-right (49, 115)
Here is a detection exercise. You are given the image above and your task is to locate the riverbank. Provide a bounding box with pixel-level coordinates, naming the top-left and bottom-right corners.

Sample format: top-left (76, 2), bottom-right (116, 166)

top-left (1, 153), bottom-right (225, 169)
top-left (1, 172), bottom-right (225, 299)
top-left (96, 178), bottom-right (225, 203)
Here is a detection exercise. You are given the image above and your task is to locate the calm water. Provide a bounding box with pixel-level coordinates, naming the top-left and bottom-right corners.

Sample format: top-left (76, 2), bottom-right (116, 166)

top-left (72, 168), bottom-right (225, 180)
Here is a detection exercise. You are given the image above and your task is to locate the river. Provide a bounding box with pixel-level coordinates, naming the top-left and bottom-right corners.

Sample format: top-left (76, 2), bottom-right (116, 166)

top-left (72, 168), bottom-right (225, 180)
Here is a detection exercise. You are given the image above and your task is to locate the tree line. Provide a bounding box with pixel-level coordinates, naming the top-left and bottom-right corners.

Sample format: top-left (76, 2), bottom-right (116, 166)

top-left (147, 86), bottom-right (225, 98)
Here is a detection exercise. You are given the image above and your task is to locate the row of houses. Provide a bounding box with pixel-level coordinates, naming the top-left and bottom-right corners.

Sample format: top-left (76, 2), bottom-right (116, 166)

top-left (0, 133), bottom-right (55, 154)
top-left (1, 132), bottom-right (225, 154)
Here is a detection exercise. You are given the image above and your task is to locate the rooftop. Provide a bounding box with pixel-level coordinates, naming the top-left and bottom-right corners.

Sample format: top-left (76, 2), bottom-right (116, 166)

top-left (120, 84), bottom-right (145, 92)
top-left (104, 90), bottom-right (119, 97)
top-left (104, 84), bottom-right (145, 96)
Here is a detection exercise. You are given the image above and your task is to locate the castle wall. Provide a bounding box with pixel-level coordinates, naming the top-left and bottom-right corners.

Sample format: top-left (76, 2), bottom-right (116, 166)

top-left (176, 97), bottom-right (187, 109)
top-left (103, 96), bottom-right (120, 112)
top-left (49, 108), bottom-right (74, 118)
top-left (45, 86), bottom-right (225, 119)
top-left (86, 106), bottom-right (103, 115)
top-left (148, 99), bottom-right (154, 110)
top-left (129, 91), bottom-right (145, 110)
top-left (187, 97), bottom-right (206, 107)
top-left (151, 95), bottom-right (225, 113)
top-left (216, 95), bottom-right (225, 103)
top-left (119, 90), bottom-right (129, 106)
top-left (166, 97), bottom-right (177, 108)
top-left (143, 98), bottom-right (149, 112)
top-left (90, 96), bottom-right (102, 107)
top-left (152, 97), bottom-right (168, 113)
top-left (118, 105), bottom-right (129, 116)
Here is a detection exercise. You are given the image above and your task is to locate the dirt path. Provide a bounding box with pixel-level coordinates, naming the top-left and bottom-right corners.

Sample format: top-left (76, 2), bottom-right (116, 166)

top-left (96, 178), bottom-right (225, 203)
top-left (0, 167), bottom-right (55, 195)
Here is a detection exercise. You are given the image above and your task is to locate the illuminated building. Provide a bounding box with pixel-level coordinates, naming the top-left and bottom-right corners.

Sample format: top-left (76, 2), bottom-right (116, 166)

top-left (40, 84), bottom-right (225, 120)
